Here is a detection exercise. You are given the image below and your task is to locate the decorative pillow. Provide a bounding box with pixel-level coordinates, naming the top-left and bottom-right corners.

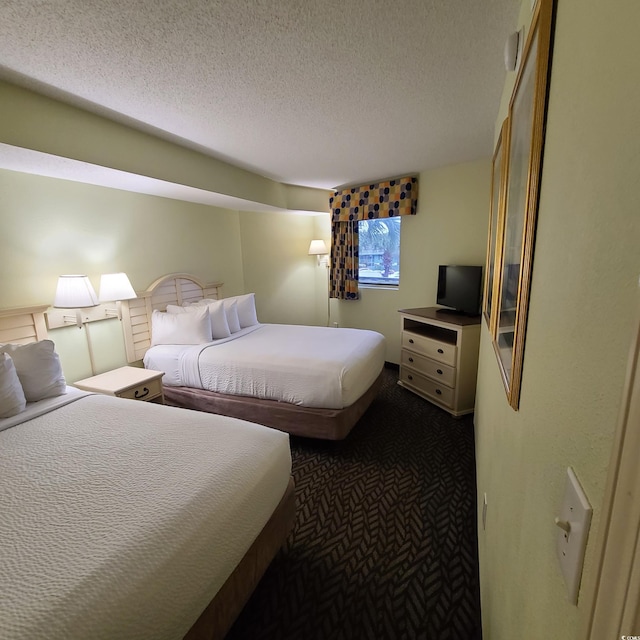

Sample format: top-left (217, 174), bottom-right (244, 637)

top-left (225, 293), bottom-right (259, 328)
top-left (0, 353), bottom-right (27, 418)
top-left (151, 307), bottom-right (212, 346)
top-left (168, 300), bottom-right (231, 339)
top-left (0, 340), bottom-right (66, 402)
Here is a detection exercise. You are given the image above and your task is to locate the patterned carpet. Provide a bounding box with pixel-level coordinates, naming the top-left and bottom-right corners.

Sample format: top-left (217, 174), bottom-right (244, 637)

top-left (227, 366), bottom-right (482, 640)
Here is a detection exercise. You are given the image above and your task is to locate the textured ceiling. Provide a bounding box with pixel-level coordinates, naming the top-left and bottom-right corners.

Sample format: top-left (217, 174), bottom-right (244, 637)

top-left (0, 0), bottom-right (520, 191)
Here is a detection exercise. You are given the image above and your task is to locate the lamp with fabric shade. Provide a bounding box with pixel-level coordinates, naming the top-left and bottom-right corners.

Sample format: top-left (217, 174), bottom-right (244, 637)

top-left (98, 273), bottom-right (136, 302)
top-left (53, 275), bottom-right (99, 309)
top-left (52, 275), bottom-right (100, 374)
top-left (308, 239), bottom-right (329, 267)
top-left (99, 272), bottom-right (137, 320)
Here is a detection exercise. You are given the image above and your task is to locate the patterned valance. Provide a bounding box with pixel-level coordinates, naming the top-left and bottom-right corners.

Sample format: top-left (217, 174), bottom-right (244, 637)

top-left (330, 175), bottom-right (418, 222)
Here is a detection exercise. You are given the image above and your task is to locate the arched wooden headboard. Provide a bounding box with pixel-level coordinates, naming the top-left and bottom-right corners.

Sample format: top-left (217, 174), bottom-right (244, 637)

top-left (120, 273), bottom-right (223, 363)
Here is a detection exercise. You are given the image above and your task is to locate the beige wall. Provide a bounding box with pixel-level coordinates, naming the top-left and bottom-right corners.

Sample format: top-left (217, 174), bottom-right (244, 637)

top-left (332, 160), bottom-right (491, 362)
top-left (0, 168), bottom-right (246, 381)
top-left (238, 210), bottom-right (319, 326)
top-left (475, 0), bottom-right (640, 638)
top-left (0, 169), bottom-right (327, 382)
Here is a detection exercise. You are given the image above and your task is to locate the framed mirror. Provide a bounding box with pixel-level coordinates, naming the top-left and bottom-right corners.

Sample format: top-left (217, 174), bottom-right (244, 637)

top-left (486, 0), bottom-right (556, 410)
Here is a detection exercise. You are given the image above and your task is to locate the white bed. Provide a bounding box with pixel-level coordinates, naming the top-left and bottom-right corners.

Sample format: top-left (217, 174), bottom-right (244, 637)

top-left (122, 274), bottom-right (386, 440)
top-left (144, 323), bottom-right (385, 409)
top-left (0, 306), bottom-right (295, 640)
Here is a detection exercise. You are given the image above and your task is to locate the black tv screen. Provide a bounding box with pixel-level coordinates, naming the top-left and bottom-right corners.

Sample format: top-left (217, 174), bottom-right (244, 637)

top-left (436, 265), bottom-right (483, 316)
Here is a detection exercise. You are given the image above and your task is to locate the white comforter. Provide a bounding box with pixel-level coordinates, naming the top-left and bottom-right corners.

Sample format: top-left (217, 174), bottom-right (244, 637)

top-left (0, 392), bottom-right (291, 640)
top-left (144, 323), bottom-right (386, 409)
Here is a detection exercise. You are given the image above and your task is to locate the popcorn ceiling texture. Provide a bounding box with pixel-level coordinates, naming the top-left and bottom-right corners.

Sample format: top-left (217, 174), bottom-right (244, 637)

top-left (0, 0), bottom-right (520, 189)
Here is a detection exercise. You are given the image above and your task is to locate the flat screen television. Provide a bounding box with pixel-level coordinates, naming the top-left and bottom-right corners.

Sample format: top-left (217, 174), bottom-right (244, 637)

top-left (436, 265), bottom-right (483, 316)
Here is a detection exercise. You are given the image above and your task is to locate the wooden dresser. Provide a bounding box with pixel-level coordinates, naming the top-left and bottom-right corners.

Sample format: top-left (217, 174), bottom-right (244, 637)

top-left (398, 307), bottom-right (481, 416)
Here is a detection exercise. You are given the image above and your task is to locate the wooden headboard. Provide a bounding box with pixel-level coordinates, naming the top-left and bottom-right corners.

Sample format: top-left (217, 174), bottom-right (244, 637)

top-left (0, 305), bottom-right (50, 344)
top-left (121, 273), bottom-right (223, 363)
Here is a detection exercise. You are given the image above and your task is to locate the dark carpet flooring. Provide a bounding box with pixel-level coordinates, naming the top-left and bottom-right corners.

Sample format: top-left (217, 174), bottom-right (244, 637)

top-left (227, 366), bottom-right (482, 640)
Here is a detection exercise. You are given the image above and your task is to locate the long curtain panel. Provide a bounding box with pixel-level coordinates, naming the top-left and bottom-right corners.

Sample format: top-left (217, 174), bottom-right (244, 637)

top-left (329, 176), bottom-right (418, 299)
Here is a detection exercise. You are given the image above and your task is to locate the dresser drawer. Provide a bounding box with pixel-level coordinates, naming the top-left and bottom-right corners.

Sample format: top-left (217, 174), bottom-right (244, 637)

top-left (402, 331), bottom-right (457, 366)
top-left (118, 377), bottom-right (163, 402)
top-left (400, 368), bottom-right (455, 408)
top-left (401, 350), bottom-right (456, 387)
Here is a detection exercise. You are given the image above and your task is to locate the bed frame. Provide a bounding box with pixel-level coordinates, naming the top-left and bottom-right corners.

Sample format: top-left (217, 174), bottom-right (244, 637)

top-left (0, 304), bottom-right (295, 640)
top-left (120, 273), bottom-right (382, 440)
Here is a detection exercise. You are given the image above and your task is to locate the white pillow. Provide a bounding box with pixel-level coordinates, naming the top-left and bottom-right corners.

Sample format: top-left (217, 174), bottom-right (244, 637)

top-left (0, 353), bottom-right (27, 418)
top-left (167, 300), bottom-right (231, 340)
top-left (225, 293), bottom-right (259, 328)
top-left (166, 304), bottom-right (187, 314)
top-left (151, 307), bottom-right (212, 346)
top-left (222, 299), bottom-right (241, 333)
top-left (0, 340), bottom-right (66, 402)
top-left (191, 298), bottom-right (241, 333)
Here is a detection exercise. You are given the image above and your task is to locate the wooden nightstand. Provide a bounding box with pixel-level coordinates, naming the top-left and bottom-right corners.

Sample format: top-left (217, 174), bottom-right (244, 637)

top-left (74, 366), bottom-right (165, 404)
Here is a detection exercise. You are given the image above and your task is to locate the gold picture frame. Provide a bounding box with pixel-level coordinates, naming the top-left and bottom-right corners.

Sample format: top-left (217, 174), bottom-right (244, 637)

top-left (486, 0), bottom-right (556, 410)
top-left (483, 117), bottom-right (509, 335)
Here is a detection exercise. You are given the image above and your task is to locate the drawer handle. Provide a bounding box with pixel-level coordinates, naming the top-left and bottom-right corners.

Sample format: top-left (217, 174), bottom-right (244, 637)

top-left (409, 338), bottom-right (415, 344)
top-left (408, 375), bottom-right (413, 381)
top-left (437, 369), bottom-right (443, 375)
top-left (436, 389), bottom-right (442, 395)
top-left (134, 387), bottom-right (150, 399)
top-left (408, 357), bottom-right (414, 363)
top-left (437, 348), bottom-right (444, 354)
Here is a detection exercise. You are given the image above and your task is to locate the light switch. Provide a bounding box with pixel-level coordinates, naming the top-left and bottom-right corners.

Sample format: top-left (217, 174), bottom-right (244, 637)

top-left (555, 467), bottom-right (592, 604)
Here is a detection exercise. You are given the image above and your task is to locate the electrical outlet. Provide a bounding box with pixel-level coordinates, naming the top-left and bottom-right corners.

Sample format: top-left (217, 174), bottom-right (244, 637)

top-left (555, 467), bottom-right (592, 604)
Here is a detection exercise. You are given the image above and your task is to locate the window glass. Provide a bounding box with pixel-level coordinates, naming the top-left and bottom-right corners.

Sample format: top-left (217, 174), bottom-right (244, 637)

top-left (358, 217), bottom-right (401, 286)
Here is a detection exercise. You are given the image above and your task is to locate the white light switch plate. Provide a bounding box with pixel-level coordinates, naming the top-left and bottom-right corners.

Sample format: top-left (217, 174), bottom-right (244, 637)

top-left (556, 467), bottom-right (592, 604)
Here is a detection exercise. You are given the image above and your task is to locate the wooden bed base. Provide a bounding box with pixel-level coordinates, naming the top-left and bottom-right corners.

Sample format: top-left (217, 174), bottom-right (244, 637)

top-left (185, 477), bottom-right (295, 640)
top-left (164, 370), bottom-right (383, 441)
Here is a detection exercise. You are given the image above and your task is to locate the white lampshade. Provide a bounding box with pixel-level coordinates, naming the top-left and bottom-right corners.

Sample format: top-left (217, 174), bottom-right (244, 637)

top-left (98, 272), bottom-right (137, 302)
top-left (53, 275), bottom-right (99, 308)
top-left (308, 239), bottom-right (328, 255)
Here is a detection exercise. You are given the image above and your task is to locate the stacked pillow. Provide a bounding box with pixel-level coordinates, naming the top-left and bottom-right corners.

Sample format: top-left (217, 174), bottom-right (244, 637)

top-left (166, 299), bottom-right (231, 339)
top-left (0, 340), bottom-right (66, 418)
top-left (152, 293), bottom-right (260, 346)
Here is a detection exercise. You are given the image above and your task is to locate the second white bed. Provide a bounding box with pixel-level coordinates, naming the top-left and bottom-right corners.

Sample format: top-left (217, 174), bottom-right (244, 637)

top-left (144, 323), bottom-right (386, 409)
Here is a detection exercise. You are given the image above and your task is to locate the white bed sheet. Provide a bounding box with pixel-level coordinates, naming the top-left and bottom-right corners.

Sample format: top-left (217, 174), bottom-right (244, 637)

top-left (144, 323), bottom-right (386, 409)
top-left (0, 394), bottom-right (291, 640)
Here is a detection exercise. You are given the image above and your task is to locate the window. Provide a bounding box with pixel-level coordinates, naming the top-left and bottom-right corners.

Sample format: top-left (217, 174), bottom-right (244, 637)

top-left (358, 217), bottom-right (401, 286)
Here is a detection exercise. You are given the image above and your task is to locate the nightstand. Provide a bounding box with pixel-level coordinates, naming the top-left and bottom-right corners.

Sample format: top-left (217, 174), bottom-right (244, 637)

top-left (74, 366), bottom-right (165, 404)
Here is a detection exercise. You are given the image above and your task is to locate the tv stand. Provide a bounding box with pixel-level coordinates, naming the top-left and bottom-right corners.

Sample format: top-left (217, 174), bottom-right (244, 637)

top-left (397, 307), bottom-right (481, 416)
top-left (435, 308), bottom-right (480, 318)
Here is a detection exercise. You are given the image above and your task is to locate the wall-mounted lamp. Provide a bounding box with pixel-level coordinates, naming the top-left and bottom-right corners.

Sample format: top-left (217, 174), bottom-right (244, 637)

top-left (53, 275), bottom-right (99, 328)
top-left (99, 272), bottom-right (137, 320)
top-left (52, 275), bottom-right (100, 375)
top-left (309, 239), bottom-right (329, 267)
top-left (308, 240), bottom-right (331, 326)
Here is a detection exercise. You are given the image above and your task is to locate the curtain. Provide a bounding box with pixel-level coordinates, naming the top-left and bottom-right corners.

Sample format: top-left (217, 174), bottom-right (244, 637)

top-left (329, 175), bottom-right (418, 299)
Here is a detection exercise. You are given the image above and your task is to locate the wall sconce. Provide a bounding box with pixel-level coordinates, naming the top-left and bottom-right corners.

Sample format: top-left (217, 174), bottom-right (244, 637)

top-left (52, 275), bottom-right (99, 375)
top-left (53, 275), bottom-right (99, 328)
top-left (309, 239), bottom-right (329, 267)
top-left (99, 272), bottom-right (137, 320)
